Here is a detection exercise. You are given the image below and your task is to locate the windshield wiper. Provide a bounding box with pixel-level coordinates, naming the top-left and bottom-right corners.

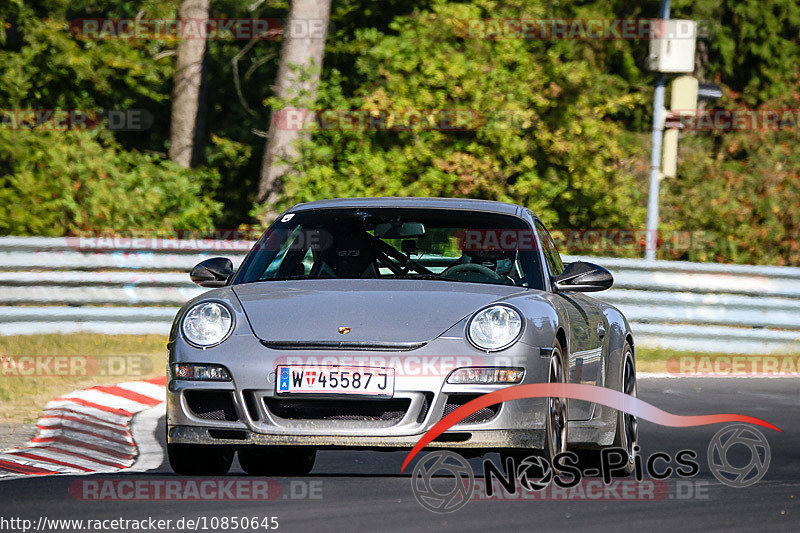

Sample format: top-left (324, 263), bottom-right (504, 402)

top-left (259, 274), bottom-right (317, 281)
top-left (384, 274), bottom-right (460, 282)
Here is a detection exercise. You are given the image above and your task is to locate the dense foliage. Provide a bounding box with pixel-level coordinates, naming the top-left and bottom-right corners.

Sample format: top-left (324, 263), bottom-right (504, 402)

top-left (1, 0), bottom-right (799, 264)
top-left (0, 128), bottom-right (221, 234)
top-left (277, 0), bottom-right (647, 232)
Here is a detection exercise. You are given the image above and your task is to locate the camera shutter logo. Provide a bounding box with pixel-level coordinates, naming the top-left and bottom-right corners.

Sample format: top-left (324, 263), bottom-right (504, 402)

top-left (516, 455), bottom-right (554, 491)
top-left (707, 424), bottom-right (770, 488)
top-left (411, 451), bottom-right (474, 513)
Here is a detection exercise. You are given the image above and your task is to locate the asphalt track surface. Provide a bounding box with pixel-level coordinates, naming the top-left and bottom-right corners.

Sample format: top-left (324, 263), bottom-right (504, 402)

top-left (0, 377), bottom-right (798, 532)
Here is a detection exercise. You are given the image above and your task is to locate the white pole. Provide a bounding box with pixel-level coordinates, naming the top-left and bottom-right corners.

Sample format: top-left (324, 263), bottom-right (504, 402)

top-left (645, 0), bottom-right (671, 261)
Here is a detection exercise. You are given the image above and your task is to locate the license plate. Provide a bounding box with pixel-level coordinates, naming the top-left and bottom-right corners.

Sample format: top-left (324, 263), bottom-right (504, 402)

top-left (276, 366), bottom-right (394, 396)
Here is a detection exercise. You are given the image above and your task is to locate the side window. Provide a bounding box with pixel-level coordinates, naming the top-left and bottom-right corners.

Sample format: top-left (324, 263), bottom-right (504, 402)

top-left (534, 221), bottom-right (564, 276)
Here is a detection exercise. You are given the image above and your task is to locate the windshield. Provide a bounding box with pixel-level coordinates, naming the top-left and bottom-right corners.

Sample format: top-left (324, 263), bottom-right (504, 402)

top-left (234, 208), bottom-right (545, 289)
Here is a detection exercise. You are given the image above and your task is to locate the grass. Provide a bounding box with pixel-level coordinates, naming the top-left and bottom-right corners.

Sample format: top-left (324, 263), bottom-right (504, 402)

top-left (636, 347), bottom-right (683, 373)
top-left (635, 347), bottom-right (800, 374)
top-left (0, 334), bottom-right (168, 423)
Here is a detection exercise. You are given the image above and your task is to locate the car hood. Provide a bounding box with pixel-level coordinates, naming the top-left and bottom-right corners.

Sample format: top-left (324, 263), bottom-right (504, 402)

top-left (232, 279), bottom-right (525, 344)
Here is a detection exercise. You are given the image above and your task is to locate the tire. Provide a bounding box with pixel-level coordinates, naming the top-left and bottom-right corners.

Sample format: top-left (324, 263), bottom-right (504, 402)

top-left (571, 342), bottom-right (637, 477)
top-left (611, 342), bottom-right (638, 475)
top-left (167, 443), bottom-right (234, 476)
top-left (504, 338), bottom-right (568, 467)
top-left (545, 338), bottom-right (569, 463)
top-left (238, 446), bottom-right (316, 476)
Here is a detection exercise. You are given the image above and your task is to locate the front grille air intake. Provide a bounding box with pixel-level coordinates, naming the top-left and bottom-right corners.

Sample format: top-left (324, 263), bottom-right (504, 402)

top-left (443, 394), bottom-right (500, 424)
top-left (185, 391), bottom-right (239, 421)
top-left (265, 398), bottom-right (411, 422)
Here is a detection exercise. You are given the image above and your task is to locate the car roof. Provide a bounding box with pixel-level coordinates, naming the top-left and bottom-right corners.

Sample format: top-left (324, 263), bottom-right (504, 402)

top-left (287, 197), bottom-right (528, 217)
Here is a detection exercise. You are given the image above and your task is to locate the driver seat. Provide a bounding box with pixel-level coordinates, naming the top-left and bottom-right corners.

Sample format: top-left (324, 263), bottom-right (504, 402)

top-left (317, 231), bottom-right (378, 278)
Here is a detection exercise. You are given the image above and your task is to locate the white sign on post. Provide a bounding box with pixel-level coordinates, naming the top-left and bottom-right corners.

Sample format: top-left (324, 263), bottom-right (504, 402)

top-left (648, 19), bottom-right (697, 73)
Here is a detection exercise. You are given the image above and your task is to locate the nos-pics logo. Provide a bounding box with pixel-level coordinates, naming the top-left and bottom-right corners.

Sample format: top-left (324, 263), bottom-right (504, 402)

top-left (410, 424), bottom-right (770, 513)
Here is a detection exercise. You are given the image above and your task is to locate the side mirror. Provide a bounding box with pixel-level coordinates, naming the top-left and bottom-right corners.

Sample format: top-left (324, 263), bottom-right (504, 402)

top-left (190, 257), bottom-right (235, 288)
top-left (553, 261), bottom-right (613, 292)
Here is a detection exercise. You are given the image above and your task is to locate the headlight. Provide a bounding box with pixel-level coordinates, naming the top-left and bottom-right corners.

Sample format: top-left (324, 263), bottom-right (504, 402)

top-left (173, 363), bottom-right (232, 381)
top-left (181, 302), bottom-right (233, 347)
top-left (467, 305), bottom-right (523, 351)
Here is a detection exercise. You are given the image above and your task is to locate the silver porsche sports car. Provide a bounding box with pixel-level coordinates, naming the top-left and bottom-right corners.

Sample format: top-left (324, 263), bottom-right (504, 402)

top-left (166, 197), bottom-right (637, 475)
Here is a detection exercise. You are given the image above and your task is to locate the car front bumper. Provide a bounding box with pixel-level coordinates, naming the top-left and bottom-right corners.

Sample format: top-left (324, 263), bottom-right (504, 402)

top-left (166, 334), bottom-right (614, 450)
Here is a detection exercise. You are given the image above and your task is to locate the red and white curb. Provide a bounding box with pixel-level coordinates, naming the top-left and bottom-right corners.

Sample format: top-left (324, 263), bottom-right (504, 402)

top-left (0, 377), bottom-right (166, 478)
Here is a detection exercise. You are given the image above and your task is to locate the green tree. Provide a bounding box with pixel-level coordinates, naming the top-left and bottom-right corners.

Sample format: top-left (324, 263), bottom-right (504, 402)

top-left (261, 0), bottom-right (647, 231)
top-left (0, 129), bottom-right (221, 235)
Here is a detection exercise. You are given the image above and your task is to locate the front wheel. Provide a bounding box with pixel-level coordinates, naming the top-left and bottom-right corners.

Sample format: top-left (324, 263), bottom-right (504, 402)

top-left (167, 443), bottom-right (234, 475)
top-left (611, 343), bottom-right (638, 474)
top-left (545, 339), bottom-right (569, 462)
top-left (500, 339), bottom-right (568, 468)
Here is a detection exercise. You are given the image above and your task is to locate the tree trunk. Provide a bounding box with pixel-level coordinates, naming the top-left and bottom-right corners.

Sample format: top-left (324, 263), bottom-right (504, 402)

top-left (169, 0), bottom-right (210, 168)
top-left (257, 0), bottom-right (332, 208)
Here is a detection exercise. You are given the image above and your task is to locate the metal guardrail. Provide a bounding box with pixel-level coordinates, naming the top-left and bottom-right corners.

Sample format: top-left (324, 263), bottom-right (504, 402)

top-left (0, 237), bottom-right (798, 354)
top-left (0, 237), bottom-right (249, 336)
top-left (562, 256), bottom-right (800, 354)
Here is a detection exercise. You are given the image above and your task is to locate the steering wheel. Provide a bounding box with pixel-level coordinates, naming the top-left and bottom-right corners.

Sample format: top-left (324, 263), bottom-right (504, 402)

top-left (440, 263), bottom-right (501, 280)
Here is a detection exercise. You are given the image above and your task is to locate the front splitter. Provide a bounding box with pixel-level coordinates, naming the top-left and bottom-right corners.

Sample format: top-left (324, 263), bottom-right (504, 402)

top-left (167, 425), bottom-right (546, 449)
